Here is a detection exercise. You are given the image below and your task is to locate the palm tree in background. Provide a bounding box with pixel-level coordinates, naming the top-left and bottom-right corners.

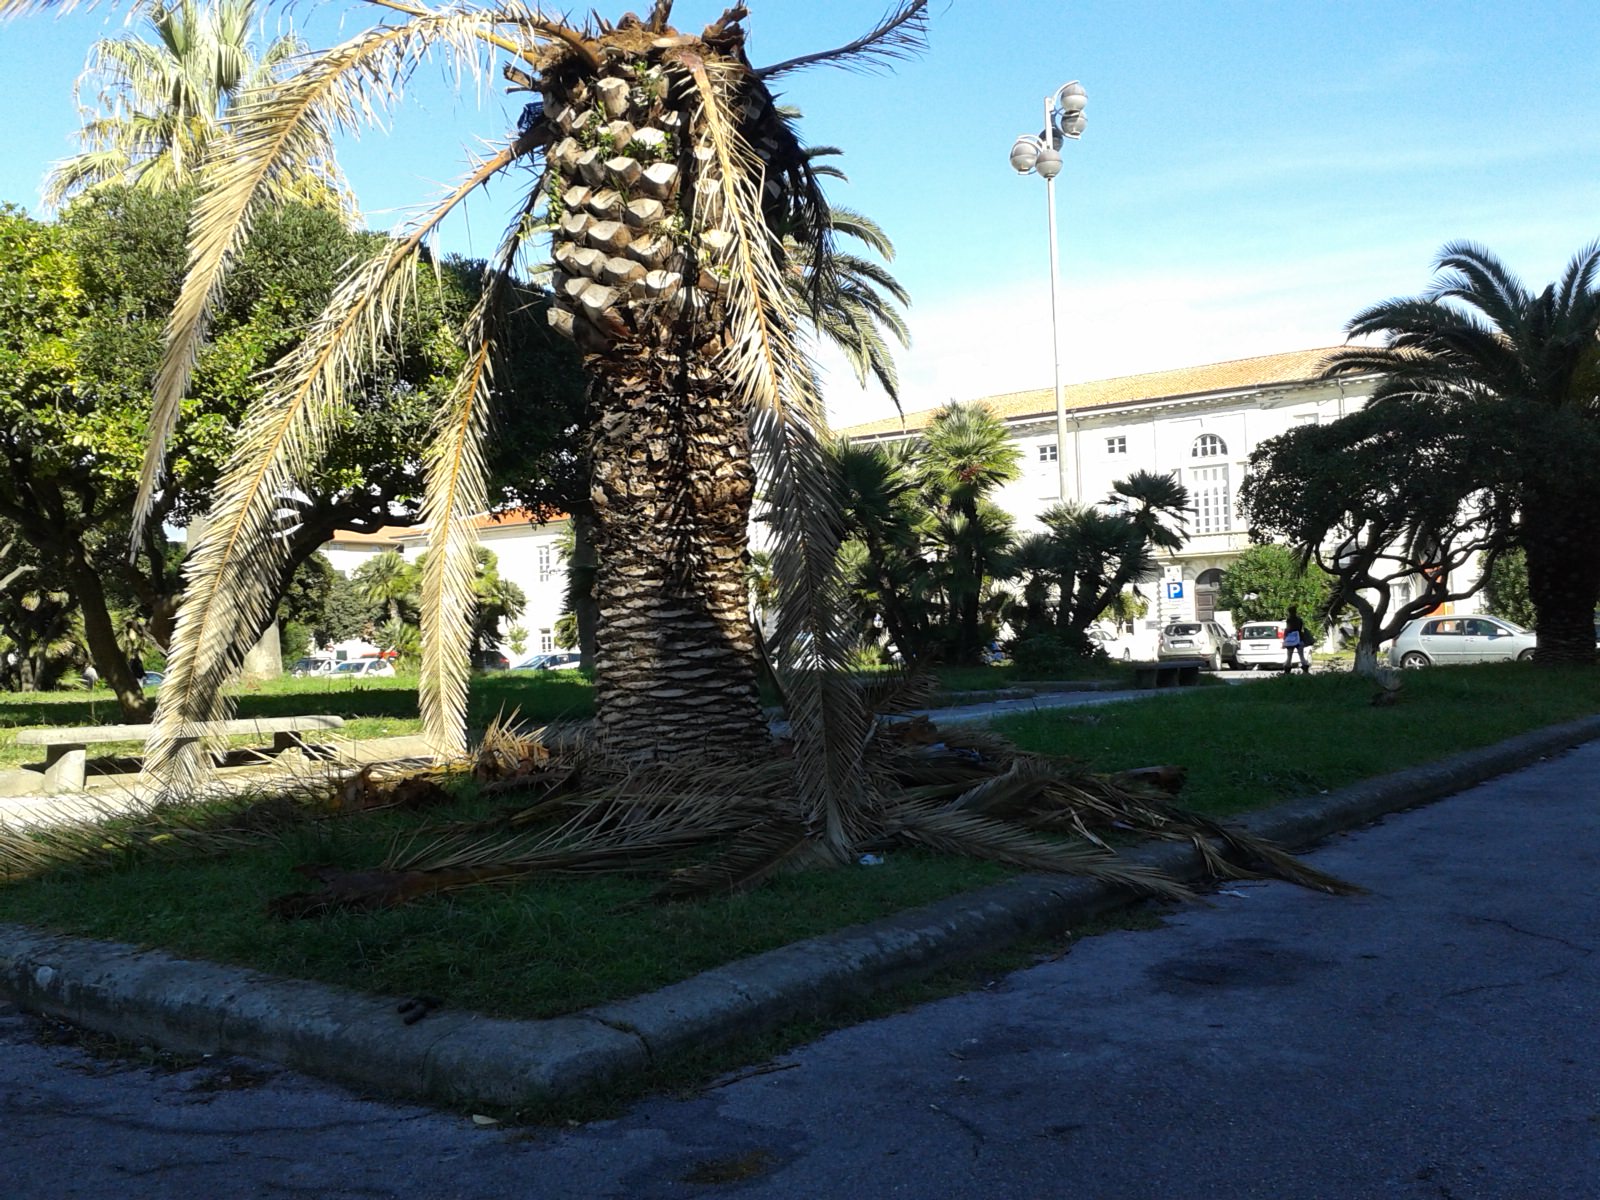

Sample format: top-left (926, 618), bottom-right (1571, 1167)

top-left (779, 141), bottom-right (911, 403)
top-left (920, 402), bottom-right (1022, 661)
top-left (354, 551), bottom-right (415, 625)
top-left (1324, 241), bottom-right (1600, 664)
top-left (44, 0), bottom-right (351, 214)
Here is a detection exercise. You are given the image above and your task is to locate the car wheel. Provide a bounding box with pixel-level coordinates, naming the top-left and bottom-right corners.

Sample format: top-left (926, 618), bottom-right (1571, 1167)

top-left (1120, 648), bottom-right (1131, 661)
top-left (1400, 651), bottom-right (1430, 669)
top-left (1208, 649), bottom-right (1222, 671)
top-left (1518, 649), bottom-right (1536, 662)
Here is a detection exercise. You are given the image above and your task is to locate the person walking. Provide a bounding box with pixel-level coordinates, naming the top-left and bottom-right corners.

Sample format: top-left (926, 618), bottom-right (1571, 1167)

top-left (1283, 606), bottom-right (1311, 674)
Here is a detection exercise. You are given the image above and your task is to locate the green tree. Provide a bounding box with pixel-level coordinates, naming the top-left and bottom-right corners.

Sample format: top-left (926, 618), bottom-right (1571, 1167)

top-left (1324, 241), bottom-right (1600, 665)
top-left (354, 551), bottom-right (417, 626)
top-left (44, 0), bottom-right (351, 214)
top-left (1218, 543), bottom-right (1334, 638)
top-left (1239, 400), bottom-right (1507, 676)
top-left (0, 187), bottom-right (581, 714)
top-left (1481, 548), bottom-right (1538, 629)
top-left (1006, 472), bottom-right (1192, 666)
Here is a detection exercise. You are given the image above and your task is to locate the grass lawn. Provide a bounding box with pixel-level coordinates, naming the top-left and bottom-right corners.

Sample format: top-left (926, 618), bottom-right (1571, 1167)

top-left (0, 662), bottom-right (1119, 772)
top-left (995, 662), bottom-right (1600, 817)
top-left (1, 662), bottom-right (1594, 1028)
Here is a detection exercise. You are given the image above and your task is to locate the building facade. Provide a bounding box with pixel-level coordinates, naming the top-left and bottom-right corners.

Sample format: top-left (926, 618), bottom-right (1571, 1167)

top-left (321, 513), bottom-right (572, 663)
top-left (838, 347), bottom-right (1398, 643)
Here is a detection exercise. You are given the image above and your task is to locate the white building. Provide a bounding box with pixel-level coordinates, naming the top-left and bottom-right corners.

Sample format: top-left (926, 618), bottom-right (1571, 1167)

top-left (834, 346), bottom-right (1477, 643)
top-left (322, 512), bottom-right (572, 661)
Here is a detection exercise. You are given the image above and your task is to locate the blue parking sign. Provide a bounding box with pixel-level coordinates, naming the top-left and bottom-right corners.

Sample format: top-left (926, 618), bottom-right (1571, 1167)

top-left (1166, 581), bottom-right (1184, 599)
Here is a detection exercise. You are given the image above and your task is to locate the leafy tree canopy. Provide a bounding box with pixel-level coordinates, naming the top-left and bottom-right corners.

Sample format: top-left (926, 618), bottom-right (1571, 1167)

top-left (1218, 543), bottom-right (1334, 638)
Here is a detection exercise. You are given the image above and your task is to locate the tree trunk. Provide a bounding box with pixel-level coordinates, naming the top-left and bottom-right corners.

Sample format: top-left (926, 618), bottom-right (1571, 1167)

top-left (62, 554), bottom-right (150, 721)
top-left (571, 507), bottom-right (600, 670)
top-left (1523, 504), bottom-right (1600, 666)
top-left (1352, 640), bottom-right (1382, 678)
top-left (544, 56), bottom-right (771, 760)
top-left (587, 370), bottom-right (767, 759)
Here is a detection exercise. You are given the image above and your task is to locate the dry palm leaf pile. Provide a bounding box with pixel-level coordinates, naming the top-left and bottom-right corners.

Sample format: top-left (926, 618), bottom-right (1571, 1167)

top-left (0, 701), bottom-right (1353, 915)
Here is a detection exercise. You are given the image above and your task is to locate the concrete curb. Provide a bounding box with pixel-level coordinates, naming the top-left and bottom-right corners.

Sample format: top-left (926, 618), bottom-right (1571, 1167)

top-left (3, 713), bottom-right (1598, 1110)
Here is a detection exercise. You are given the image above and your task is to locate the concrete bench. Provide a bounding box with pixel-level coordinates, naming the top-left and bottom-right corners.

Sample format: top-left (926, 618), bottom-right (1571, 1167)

top-left (13, 715), bottom-right (345, 794)
top-left (1131, 659), bottom-right (1205, 690)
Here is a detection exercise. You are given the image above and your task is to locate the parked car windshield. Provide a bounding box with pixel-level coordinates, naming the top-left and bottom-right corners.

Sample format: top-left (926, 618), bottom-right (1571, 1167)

top-left (334, 661), bottom-right (367, 674)
top-left (1240, 625), bottom-right (1280, 640)
top-left (1166, 624), bottom-right (1203, 635)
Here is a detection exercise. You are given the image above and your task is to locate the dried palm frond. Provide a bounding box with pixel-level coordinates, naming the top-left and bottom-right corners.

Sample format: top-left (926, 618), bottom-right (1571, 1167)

top-left (132, 9), bottom-right (507, 538)
top-left (143, 135), bottom-right (539, 795)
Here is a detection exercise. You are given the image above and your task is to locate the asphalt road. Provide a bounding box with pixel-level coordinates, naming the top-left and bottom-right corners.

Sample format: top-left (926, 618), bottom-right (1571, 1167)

top-left (4, 740), bottom-right (1597, 1199)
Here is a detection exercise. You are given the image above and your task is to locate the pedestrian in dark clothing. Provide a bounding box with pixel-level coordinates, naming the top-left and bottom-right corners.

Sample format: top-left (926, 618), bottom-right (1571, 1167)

top-left (1284, 606), bottom-right (1311, 674)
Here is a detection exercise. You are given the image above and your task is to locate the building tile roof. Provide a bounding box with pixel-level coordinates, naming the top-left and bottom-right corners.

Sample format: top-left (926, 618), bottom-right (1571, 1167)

top-left (836, 346), bottom-right (1351, 440)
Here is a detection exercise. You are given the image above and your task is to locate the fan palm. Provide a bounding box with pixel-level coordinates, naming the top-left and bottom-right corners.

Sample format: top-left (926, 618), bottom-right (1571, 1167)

top-left (43, 0), bottom-right (351, 214)
top-left (920, 402), bottom-right (1022, 660)
top-left (1324, 241), bottom-right (1600, 664)
top-left (353, 550), bottom-right (414, 625)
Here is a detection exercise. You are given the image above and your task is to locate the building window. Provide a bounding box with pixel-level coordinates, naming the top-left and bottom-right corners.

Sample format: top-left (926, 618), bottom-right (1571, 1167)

top-left (1106, 435), bottom-right (1127, 455)
top-left (537, 545), bottom-right (553, 582)
top-left (1038, 442), bottom-right (1058, 463)
top-left (1190, 464), bottom-right (1231, 533)
top-left (1192, 433), bottom-right (1227, 458)
top-left (539, 628), bottom-right (554, 652)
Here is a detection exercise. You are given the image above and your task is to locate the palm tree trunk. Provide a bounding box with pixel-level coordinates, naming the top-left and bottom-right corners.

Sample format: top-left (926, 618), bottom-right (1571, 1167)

top-left (1523, 504), bottom-right (1600, 665)
top-left (587, 370), bottom-right (768, 759)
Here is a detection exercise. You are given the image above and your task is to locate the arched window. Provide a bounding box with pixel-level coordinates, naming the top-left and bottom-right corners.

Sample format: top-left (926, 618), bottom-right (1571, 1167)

top-left (1192, 433), bottom-right (1227, 458)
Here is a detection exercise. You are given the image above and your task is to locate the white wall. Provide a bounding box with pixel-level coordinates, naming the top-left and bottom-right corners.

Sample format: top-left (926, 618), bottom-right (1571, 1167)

top-left (475, 518), bottom-right (572, 660)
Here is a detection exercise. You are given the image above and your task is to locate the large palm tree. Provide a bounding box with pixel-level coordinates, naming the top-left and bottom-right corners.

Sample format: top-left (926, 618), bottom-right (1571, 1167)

top-left (1324, 242), bottom-right (1600, 664)
top-left (43, 0), bottom-right (351, 214)
top-left (24, 0), bottom-right (931, 827)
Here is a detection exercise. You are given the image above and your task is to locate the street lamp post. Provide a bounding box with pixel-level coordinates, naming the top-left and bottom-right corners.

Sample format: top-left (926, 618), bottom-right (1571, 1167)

top-left (1010, 81), bottom-right (1087, 503)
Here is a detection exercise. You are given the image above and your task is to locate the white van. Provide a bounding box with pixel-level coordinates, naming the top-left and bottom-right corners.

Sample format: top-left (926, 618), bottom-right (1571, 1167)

top-left (1235, 621), bottom-right (1288, 670)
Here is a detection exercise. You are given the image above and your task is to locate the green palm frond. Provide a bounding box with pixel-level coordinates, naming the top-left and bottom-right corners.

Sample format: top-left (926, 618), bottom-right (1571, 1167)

top-left (756, 0), bottom-right (930, 80)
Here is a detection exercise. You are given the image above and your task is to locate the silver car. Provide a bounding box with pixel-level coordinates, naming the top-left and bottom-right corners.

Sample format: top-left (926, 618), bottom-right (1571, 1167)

top-left (1388, 615), bottom-right (1536, 668)
top-left (1157, 621), bottom-right (1238, 670)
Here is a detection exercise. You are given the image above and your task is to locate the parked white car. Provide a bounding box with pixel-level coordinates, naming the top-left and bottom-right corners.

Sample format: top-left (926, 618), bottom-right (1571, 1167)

top-left (1235, 620), bottom-right (1288, 670)
top-left (514, 652), bottom-right (583, 671)
top-left (333, 658), bottom-right (396, 678)
top-left (1388, 615), bottom-right (1536, 668)
top-left (1087, 624), bottom-right (1139, 661)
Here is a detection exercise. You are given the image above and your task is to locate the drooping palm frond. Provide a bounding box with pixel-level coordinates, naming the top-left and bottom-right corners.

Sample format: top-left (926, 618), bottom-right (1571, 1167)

top-left (756, 0), bottom-right (930, 80)
top-left (667, 54), bottom-right (872, 854)
top-left (415, 169), bottom-right (549, 757)
top-left (144, 137), bottom-right (534, 792)
top-left (132, 8), bottom-right (506, 539)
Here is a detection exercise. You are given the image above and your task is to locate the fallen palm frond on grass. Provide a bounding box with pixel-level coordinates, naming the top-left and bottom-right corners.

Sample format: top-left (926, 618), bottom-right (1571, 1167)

top-left (0, 704), bottom-right (1353, 916)
top-left (264, 713), bottom-right (1354, 917)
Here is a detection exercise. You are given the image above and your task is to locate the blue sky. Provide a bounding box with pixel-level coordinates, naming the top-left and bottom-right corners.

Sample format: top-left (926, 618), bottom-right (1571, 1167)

top-left (2, 1), bottom-right (1597, 426)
